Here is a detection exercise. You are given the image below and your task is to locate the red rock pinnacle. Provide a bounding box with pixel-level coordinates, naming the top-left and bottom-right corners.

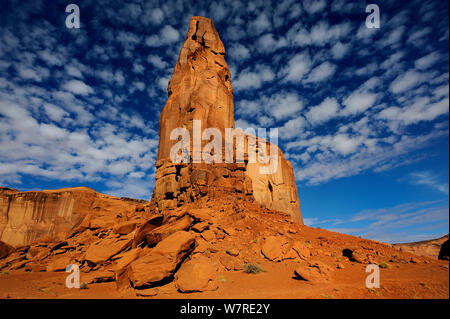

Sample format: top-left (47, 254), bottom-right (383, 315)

top-left (152, 16), bottom-right (303, 224)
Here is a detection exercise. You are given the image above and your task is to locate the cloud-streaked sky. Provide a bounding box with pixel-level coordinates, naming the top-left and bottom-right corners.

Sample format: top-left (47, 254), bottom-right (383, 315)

top-left (0, 0), bottom-right (448, 243)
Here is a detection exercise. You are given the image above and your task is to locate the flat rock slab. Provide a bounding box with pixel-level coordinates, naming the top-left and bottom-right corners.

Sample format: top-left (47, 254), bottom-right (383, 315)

top-left (175, 256), bottom-right (218, 292)
top-left (85, 237), bottom-right (132, 265)
top-left (128, 231), bottom-right (196, 288)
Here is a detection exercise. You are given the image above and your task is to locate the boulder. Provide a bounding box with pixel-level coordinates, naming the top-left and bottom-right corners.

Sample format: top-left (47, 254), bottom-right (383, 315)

top-left (46, 256), bottom-right (74, 272)
top-left (192, 221), bottom-right (209, 233)
top-left (294, 266), bottom-right (326, 283)
top-left (114, 248), bottom-right (141, 273)
top-left (226, 247), bottom-right (239, 257)
top-left (292, 241), bottom-right (310, 260)
top-left (132, 214), bottom-right (164, 248)
top-left (219, 254), bottom-right (242, 271)
top-left (351, 250), bottom-right (368, 264)
top-left (127, 231), bottom-right (196, 288)
top-left (201, 230), bottom-right (216, 242)
top-left (145, 215), bottom-right (193, 246)
top-left (26, 246), bottom-right (50, 261)
top-left (261, 236), bottom-right (284, 261)
top-left (113, 221), bottom-right (138, 235)
top-left (0, 241), bottom-right (13, 259)
top-left (24, 262), bottom-right (46, 272)
top-left (175, 256), bottom-right (219, 292)
top-left (85, 236), bottom-right (132, 265)
top-left (86, 270), bottom-right (115, 283)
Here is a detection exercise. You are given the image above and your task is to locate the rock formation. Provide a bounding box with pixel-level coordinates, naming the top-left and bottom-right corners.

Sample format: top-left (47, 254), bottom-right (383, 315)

top-left (152, 16), bottom-right (302, 223)
top-left (0, 187), bottom-right (145, 247)
top-left (438, 239), bottom-right (449, 260)
top-left (393, 234), bottom-right (449, 259)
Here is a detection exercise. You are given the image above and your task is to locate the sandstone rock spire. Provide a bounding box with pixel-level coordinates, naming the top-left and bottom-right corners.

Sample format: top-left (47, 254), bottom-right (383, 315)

top-left (152, 16), bottom-right (303, 224)
top-left (157, 16), bottom-right (234, 162)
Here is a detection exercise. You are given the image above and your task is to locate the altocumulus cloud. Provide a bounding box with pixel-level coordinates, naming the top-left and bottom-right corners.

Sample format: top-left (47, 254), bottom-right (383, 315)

top-left (0, 0), bottom-right (448, 202)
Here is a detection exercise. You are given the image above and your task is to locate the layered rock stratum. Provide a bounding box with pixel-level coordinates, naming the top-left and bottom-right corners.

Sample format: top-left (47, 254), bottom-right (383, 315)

top-left (0, 187), bottom-right (145, 247)
top-left (393, 235), bottom-right (449, 260)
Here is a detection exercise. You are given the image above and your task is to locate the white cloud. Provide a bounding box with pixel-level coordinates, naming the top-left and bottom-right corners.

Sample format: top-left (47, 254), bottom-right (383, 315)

top-left (141, 8), bottom-right (164, 25)
top-left (289, 21), bottom-right (352, 47)
top-left (265, 92), bottom-right (304, 121)
top-left (407, 27), bottom-right (432, 44)
top-left (256, 33), bottom-right (287, 53)
top-left (157, 75), bottom-right (170, 91)
top-left (147, 55), bottom-right (169, 69)
top-left (236, 91), bottom-right (303, 121)
top-left (306, 97), bottom-right (340, 125)
top-left (248, 12), bottom-right (271, 36)
top-left (409, 171), bottom-right (449, 195)
top-left (380, 26), bottom-right (406, 47)
top-left (332, 134), bottom-right (362, 155)
top-left (330, 41), bottom-right (350, 60)
top-left (380, 51), bottom-right (404, 69)
top-left (328, 201), bottom-right (449, 243)
top-left (280, 116), bottom-right (306, 140)
top-left (145, 25), bottom-right (180, 47)
top-left (303, 0), bottom-right (326, 14)
top-left (43, 103), bottom-right (69, 122)
top-left (290, 130), bottom-right (446, 185)
top-left (415, 51), bottom-right (441, 70)
top-left (210, 2), bottom-right (228, 22)
top-left (15, 65), bottom-right (49, 82)
top-left (281, 52), bottom-right (311, 83)
top-left (304, 62), bottom-right (337, 83)
top-left (377, 97), bottom-right (449, 127)
top-left (233, 65), bottom-right (275, 90)
top-left (160, 25), bottom-right (180, 43)
top-left (229, 43), bottom-right (250, 61)
top-left (389, 70), bottom-right (426, 94)
top-left (62, 80), bottom-right (93, 96)
top-left (341, 92), bottom-right (377, 116)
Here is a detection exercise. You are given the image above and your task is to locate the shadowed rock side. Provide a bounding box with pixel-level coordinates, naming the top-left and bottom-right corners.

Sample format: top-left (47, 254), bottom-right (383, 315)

top-left (393, 235), bottom-right (449, 260)
top-left (438, 239), bottom-right (449, 260)
top-left (152, 16), bottom-right (302, 223)
top-left (0, 187), bottom-right (146, 247)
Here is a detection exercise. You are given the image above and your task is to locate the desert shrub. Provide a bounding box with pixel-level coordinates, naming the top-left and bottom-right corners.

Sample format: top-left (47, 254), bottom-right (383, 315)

top-left (243, 263), bottom-right (263, 274)
top-left (80, 282), bottom-right (88, 289)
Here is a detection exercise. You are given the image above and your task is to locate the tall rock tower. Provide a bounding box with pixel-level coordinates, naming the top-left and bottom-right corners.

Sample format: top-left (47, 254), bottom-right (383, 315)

top-left (152, 16), bottom-right (303, 224)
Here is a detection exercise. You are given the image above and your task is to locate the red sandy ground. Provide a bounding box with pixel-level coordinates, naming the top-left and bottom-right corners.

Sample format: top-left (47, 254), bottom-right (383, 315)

top-left (1, 223), bottom-right (448, 299)
top-left (0, 259), bottom-right (448, 299)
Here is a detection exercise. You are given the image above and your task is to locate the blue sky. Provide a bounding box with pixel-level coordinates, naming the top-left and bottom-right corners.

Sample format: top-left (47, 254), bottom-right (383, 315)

top-left (0, 0), bottom-right (448, 243)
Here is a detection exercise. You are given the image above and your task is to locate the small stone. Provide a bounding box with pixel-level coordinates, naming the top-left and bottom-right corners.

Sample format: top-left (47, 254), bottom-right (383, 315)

top-left (226, 247), bottom-right (239, 257)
